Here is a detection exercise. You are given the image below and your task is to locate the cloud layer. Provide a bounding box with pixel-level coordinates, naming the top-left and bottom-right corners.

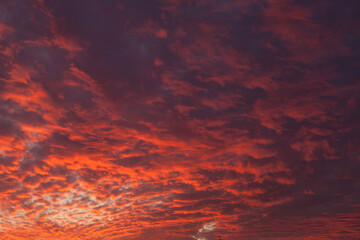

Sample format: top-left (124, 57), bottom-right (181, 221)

top-left (0, 0), bottom-right (359, 239)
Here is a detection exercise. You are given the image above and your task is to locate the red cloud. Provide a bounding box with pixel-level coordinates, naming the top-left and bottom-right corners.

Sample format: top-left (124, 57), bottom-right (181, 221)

top-left (0, 0), bottom-right (359, 239)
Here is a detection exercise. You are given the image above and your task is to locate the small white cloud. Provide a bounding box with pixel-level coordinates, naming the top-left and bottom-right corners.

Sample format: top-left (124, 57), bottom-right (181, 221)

top-left (199, 221), bottom-right (216, 233)
top-left (192, 236), bottom-right (207, 240)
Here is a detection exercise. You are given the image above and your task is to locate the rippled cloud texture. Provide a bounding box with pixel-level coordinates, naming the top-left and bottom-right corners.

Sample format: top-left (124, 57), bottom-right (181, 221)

top-left (0, 0), bottom-right (359, 239)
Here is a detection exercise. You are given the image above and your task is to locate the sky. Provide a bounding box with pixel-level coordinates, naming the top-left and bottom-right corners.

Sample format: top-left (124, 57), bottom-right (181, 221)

top-left (0, 0), bottom-right (359, 239)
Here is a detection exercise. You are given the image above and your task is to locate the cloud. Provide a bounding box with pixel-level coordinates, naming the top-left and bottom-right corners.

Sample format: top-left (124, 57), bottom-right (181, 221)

top-left (0, 0), bottom-right (359, 239)
top-left (199, 222), bottom-right (216, 233)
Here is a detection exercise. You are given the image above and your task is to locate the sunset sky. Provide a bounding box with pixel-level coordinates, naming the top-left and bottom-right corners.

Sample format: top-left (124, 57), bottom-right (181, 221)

top-left (0, 0), bottom-right (360, 239)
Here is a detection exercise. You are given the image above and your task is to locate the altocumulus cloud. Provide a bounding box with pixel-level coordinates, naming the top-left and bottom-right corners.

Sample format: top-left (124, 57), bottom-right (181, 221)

top-left (0, 0), bottom-right (359, 239)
